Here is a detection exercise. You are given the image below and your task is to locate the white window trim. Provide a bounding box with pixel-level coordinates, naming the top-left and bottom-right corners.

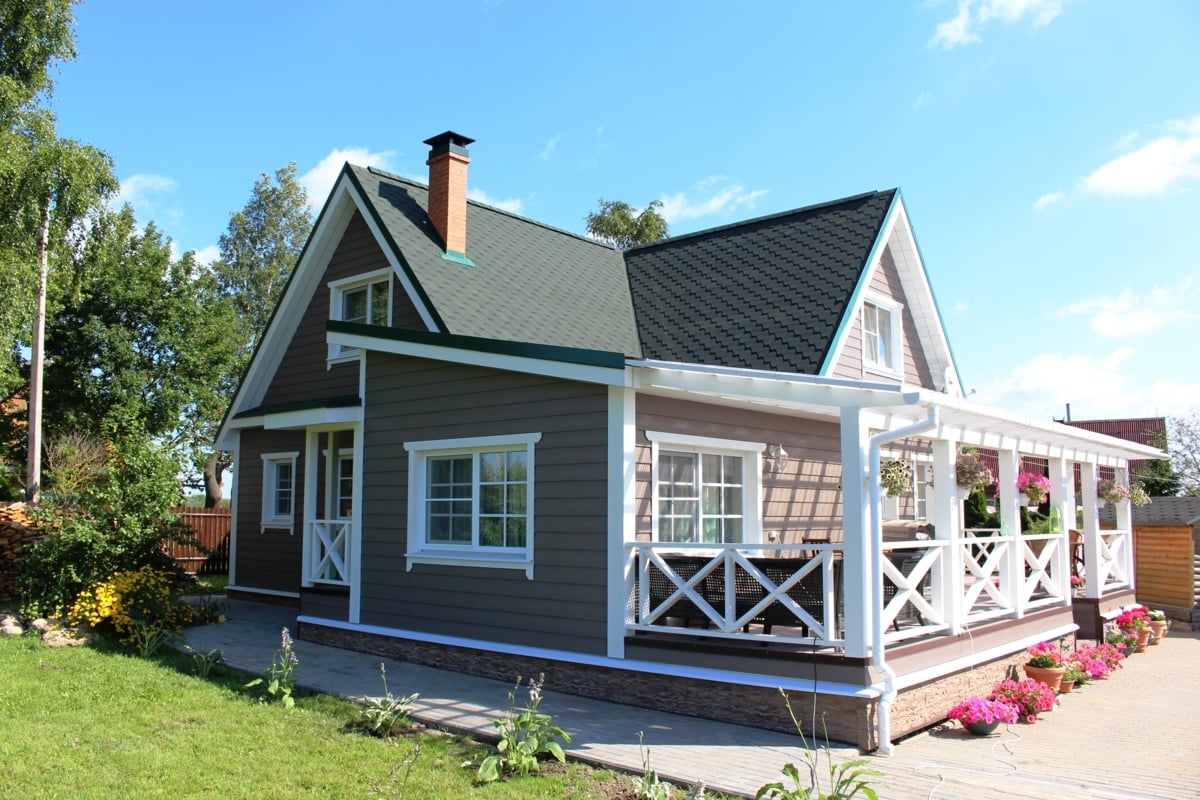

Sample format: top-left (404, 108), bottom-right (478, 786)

top-left (260, 451), bottom-right (299, 533)
top-left (404, 433), bottom-right (542, 579)
top-left (327, 268), bottom-right (393, 363)
top-left (645, 431), bottom-right (765, 547)
top-left (861, 293), bottom-right (904, 379)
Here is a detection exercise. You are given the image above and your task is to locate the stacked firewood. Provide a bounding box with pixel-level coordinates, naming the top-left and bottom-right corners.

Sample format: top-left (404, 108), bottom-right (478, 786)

top-left (0, 503), bottom-right (36, 602)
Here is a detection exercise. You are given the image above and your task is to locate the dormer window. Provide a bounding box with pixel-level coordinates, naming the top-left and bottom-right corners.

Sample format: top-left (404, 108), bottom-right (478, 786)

top-left (862, 295), bottom-right (903, 377)
top-left (329, 269), bottom-right (392, 360)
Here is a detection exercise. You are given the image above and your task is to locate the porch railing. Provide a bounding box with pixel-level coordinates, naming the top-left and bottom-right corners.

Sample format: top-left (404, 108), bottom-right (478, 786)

top-left (307, 518), bottom-right (351, 585)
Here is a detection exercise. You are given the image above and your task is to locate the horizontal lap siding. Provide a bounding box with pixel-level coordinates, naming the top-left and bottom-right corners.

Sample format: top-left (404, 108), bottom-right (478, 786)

top-left (234, 429), bottom-right (305, 592)
top-left (262, 211), bottom-right (427, 408)
top-left (359, 354), bottom-right (610, 655)
top-left (636, 395), bottom-right (845, 544)
top-left (830, 246), bottom-right (935, 389)
top-left (1134, 525), bottom-right (1196, 608)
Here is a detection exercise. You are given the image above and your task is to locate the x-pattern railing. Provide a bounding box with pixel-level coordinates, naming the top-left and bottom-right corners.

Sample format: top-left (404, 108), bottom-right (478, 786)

top-left (881, 545), bottom-right (943, 631)
top-left (1097, 530), bottom-right (1130, 587)
top-left (1021, 533), bottom-right (1065, 607)
top-left (310, 519), bottom-right (350, 584)
top-left (959, 534), bottom-right (1013, 619)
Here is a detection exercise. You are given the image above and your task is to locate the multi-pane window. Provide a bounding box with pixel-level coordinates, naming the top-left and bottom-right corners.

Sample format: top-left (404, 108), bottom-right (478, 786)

top-left (336, 455), bottom-right (353, 518)
top-left (260, 452), bottom-right (299, 532)
top-left (341, 280), bottom-right (390, 326)
top-left (658, 451), bottom-right (744, 544)
top-left (862, 296), bottom-right (903, 375)
top-left (425, 449), bottom-right (529, 548)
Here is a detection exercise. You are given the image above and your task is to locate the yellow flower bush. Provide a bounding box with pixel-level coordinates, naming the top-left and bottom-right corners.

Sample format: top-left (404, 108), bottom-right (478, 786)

top-left (69, 565), bottom-right (201, 651)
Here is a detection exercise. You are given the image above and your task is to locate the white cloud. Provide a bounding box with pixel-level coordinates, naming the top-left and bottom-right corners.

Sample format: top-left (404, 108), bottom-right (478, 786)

top-left (192, 245), bottom-right (220, 266)
top-left (1033, 191), bottom-right (1065, 212)
top-left (929, 0), bottom-right (1062, 48)
top-left (657, 177), bottom-right (768, 224)
top-left (914, 91), bottom-right (934, 109)
top-left (114, 173), bottom-right (179, 219)
top-left (300, 147), bottom-right (398, 209)
top-left (1055, 278), bottom-right (1197, 337)
top-left (1082, 117), bottom-right (1200, 196)
top-left (538, 133), bottom-right (561, 160)
top-left (467, 188), bottom-right (523, 214)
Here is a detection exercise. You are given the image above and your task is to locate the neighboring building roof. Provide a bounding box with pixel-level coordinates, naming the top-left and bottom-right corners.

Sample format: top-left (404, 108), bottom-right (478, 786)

top-left (1063, 417), bottom-right (1165, 447)
top-left (346, 166), bottom-right (643, 357)
top-left (1100, 496), bottom-right (1200, 527)
top-left (625, 190), bottom-right (897, 374)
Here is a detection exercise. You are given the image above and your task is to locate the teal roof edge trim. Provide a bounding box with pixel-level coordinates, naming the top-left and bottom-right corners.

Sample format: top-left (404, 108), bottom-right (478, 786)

top-left (344, 165), bottom-right (448, 333)
top-left (818, 189), bottom-right (900, 375)
top-left (327, 320), bottom-right (628, 371)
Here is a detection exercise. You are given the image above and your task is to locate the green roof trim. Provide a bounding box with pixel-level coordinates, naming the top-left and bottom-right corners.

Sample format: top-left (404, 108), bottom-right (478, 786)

top-left (234, 394), bottom-right (361, 420)
top-left (442, 249), bottom-right (476, 267)
top-left (327, 320), bottom-right (627, 370)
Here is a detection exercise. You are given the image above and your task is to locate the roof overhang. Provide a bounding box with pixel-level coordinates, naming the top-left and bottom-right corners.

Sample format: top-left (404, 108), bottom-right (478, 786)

top-left (629, 359), bottom-right (1165, 467)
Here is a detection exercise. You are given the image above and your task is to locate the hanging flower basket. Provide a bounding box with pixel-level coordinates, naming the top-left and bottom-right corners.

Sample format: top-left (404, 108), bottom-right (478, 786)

top-left (880, 459), bottom-right (913, 496)
top-left (1017, 473), bottom-right (1051, 505)
top-left (955, 449), bottom-right (993, 494)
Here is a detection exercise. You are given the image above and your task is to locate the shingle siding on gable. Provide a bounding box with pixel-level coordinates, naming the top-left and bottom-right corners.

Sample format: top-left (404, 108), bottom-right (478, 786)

top-left (262, 211), bottom-right (423, 408)
top-left (355, 352), bottom-right (611, 654)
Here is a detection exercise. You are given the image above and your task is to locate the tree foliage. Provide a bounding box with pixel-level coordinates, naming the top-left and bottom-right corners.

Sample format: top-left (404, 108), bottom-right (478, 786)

top-left (584, 198), bottom-right (668, 250)
top-left (0, 0), bottom-right (77, 117)
top-left (1165, 409), bottom-right (1200, 497)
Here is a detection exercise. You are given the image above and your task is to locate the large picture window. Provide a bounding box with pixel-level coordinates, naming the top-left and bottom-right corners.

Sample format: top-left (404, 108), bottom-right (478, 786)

top-left (404, 433), bottom-right (540, 576)
top-left (646, 432), bottom-right (763, 545)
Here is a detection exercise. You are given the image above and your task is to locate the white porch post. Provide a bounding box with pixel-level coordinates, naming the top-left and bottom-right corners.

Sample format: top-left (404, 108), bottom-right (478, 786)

top-left (839, 406), bottom-right (870, 659)
top-left (930, 439), bottom-right (962, 633)
top-left (997, 449), bottom-right (1022, 617)
top-left (349, 423), bottom-right (363, 623)
top-left (1114, 465), bottom-right (1134, 590)
top-left (1080, 461), bottom-right (1099, 599)
top-left (301, 429), bottom-right (320, 588)
top-left (1048, 456), bottom-right (1072, 608)
top-left (606, 384), bottom-right (637, 659)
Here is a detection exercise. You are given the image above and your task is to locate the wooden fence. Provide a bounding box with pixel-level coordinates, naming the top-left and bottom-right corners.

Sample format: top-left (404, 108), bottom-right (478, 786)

top-left (166, 507), bottom-right (231, 576)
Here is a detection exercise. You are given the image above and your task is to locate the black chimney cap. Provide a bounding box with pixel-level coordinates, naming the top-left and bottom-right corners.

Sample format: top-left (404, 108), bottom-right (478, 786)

top-left (424, 131), bottom-right (474, 157)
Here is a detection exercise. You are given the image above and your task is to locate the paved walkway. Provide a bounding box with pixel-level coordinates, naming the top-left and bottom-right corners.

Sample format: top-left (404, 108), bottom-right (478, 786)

top-left (184, 600), bottom-right (1200, 799)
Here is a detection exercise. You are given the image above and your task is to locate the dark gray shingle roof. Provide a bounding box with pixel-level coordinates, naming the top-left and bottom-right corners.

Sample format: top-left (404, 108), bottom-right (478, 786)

top-left (624, 190), bottom-right (896, 373)
top-left (348, 165), bottom-right (642, 356)
top-left (1101, 496), bottom-right (1200, 527)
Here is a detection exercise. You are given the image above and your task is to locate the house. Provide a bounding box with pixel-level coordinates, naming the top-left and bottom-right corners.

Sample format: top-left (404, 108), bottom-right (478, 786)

top-left (216, 131), bottom-right (1163, 752)
top-left (1101, 497), bottom-right (1200, 626)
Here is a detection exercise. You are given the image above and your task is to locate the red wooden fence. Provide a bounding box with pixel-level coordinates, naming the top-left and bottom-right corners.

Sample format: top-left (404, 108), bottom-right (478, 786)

top-left (166, 507), bottom-right (231, 575)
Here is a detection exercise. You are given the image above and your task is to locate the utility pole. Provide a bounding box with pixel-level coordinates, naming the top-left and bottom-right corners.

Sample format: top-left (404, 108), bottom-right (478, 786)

top-left (25, 195), bottom-right (50, 504)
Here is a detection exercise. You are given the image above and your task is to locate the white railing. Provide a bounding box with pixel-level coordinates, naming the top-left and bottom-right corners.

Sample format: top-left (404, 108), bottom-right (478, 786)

top-left (881, 540), bottom-right (947, 644)
top-left (625, 542), bottom-right (844, 647)
top-left (308, 518), bottom-right (351, 585)
top-left (1097, 528), bottom-right (1132, 589)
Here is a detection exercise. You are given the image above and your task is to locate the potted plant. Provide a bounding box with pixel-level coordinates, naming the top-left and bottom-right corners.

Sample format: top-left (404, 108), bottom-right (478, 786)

top-left (1059, 665), bottom-right (1086, 693)
top-left (1097, 478), bottom-right (1130, 506)
top-left (955, 449), bottom-right (993, 494)
top-left (1023, 641), bottom-right (1066, 692)
top-left (946, 696), bottom-right (1019, 735)
top-left (1146, 608), bottom-right (1169, 645)
top-left (879, 459), bottom-right (912, 497)
top-left (989, 679), bottom-right (1057, 723)
top-left (1129, 480), bottom-right (1152, 507)
top-left (1115, 606), bottom-right (1151, 652)
top-left (1016, 473), bottom-right (1051, 506)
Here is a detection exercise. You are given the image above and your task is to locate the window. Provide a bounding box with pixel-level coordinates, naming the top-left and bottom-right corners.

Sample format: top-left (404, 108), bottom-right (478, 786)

top-left (336, 452), bottom-right (353, 518)
top-left (404, 433), bottom-right (540, 576)
top-left (646, 432), bottom-right (764, 545)
top-left (328, 269), bottom-right (392, 359)
top-left (261, 452), bottom-right (299, 532)
top-left (862, 295), bottom-right (903, 376)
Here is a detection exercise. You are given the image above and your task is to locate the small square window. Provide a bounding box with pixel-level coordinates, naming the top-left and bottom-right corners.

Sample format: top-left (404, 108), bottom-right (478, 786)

top-left (261, 452), bottom-right (299, 533)
top-left (328, 271), bottom-right (392, 360)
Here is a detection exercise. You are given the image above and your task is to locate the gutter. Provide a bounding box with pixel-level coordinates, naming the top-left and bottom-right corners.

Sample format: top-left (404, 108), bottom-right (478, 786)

top-left (867, 407), bottom-right (939, 756)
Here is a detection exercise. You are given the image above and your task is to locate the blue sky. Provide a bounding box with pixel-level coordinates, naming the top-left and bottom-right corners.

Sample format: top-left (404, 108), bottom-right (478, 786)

top-left (50, 0), bottom-right (1200, 423)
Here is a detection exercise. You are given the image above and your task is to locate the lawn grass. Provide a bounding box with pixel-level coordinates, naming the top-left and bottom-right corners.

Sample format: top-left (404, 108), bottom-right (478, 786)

top-left (191, 574), bottom-right (228, 593)
top-left (0, 634), bottom-right (647, 799)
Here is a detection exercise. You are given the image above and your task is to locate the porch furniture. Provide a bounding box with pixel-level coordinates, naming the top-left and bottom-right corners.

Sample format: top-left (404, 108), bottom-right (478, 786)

top-left (644, 555), bottom-right (720, 627)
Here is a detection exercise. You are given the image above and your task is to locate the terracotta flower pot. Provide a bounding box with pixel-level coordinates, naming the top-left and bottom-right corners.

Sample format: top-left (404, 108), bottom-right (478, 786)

top-left (1058, 679), bottom-right (1075, 693)
top-left (1149, 619), bottom-right (1168, 644)
top-left (1023, 663), bottom-right (1066, 693)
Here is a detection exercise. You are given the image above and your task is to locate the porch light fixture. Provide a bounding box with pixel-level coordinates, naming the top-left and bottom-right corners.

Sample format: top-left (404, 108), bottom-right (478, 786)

top-left (767, 444), bottom-right (788, 471)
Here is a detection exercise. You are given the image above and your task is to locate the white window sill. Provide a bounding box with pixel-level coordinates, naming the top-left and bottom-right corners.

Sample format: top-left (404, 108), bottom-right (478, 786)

top-left (863, 363), bottom-right (903, 381)
top-left (405, 550), bottom-right (533, 579)
top-left (260, 521), bottom-right (295, 535)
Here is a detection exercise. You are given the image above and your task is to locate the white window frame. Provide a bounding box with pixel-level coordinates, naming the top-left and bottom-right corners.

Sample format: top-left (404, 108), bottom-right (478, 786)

top-left (260, 451), bottom-right (299, 533)
top-left (861, 293), bottom-right (904, 378)
top-left (404, 433), bottom-right (541, 578)
top-left (645, 431), bottom-right (764, 546)
top-left (328, 268), bottom-right (393, 362)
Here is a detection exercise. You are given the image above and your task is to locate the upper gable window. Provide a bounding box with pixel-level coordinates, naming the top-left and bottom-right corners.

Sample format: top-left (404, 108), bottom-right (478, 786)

top-left (862, 295), bottom-right (903, 377)
top-left (328, 269), bottom-right (392, 360)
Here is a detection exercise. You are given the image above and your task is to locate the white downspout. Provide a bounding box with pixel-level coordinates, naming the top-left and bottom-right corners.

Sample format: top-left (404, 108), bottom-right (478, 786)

top-left (867, 407), bottom-right (939, 756)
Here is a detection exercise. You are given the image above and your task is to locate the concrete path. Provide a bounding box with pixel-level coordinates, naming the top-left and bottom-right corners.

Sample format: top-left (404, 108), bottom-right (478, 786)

top-left (184, 600), bottom-right (1200, 799)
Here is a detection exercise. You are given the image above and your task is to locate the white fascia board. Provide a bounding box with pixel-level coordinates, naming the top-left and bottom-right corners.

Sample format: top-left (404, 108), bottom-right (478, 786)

top-left (262, 405), bottom-right (364, 430)
top-left (217, 174), bottom-right (360, 443)
top-left (630, 359), bottom-right (916, 409)
top-left (327, 329), bottom-right (629, 387)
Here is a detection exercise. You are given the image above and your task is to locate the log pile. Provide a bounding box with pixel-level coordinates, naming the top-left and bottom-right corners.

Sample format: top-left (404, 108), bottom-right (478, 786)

top-left (0, 503), bottom-right (36, 602)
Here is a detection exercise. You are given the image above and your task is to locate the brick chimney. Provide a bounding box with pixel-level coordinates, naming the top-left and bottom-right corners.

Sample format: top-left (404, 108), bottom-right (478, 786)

top-left (423, 131), bottom-right (475, 265)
